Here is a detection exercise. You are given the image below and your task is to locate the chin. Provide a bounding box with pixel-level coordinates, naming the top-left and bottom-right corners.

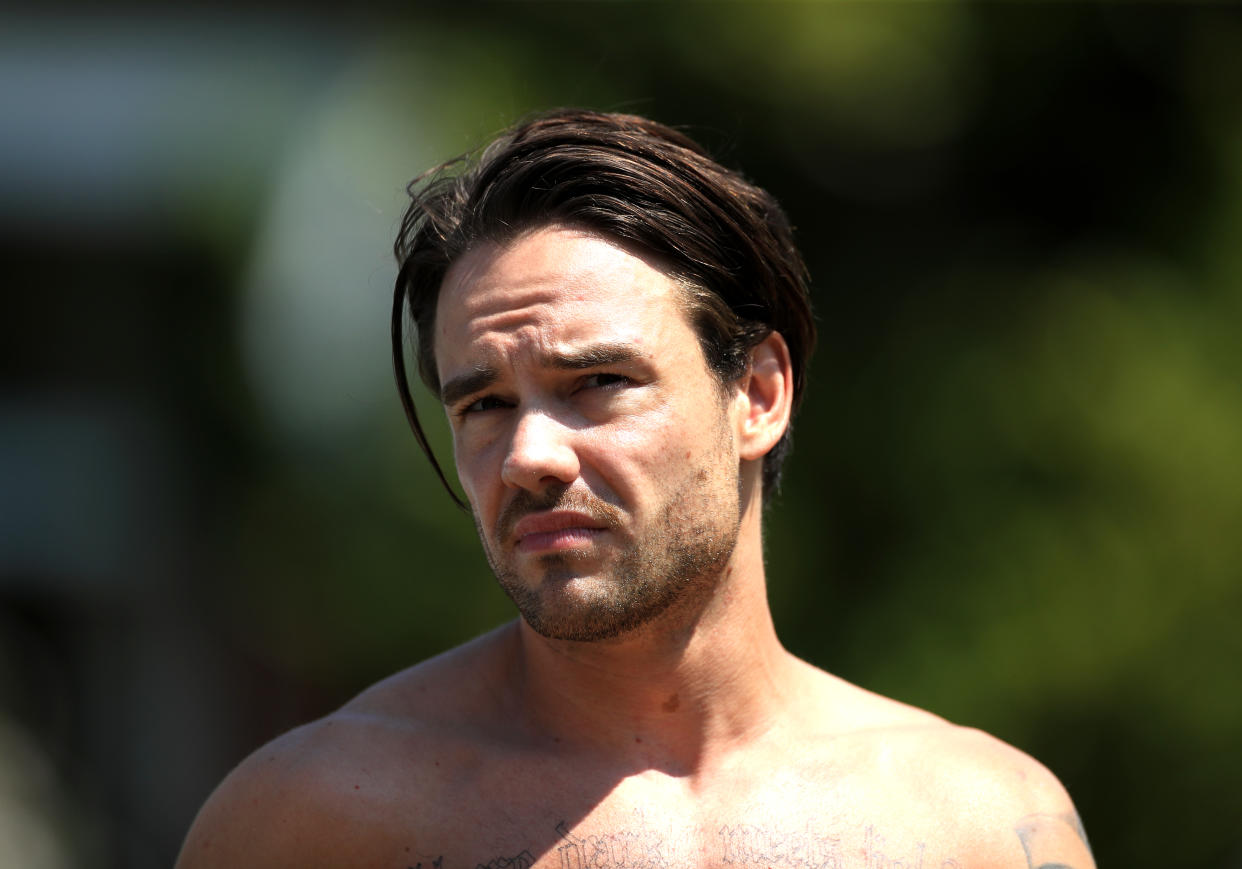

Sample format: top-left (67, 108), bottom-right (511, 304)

top-left (510, 568), bottom-right (696, 644)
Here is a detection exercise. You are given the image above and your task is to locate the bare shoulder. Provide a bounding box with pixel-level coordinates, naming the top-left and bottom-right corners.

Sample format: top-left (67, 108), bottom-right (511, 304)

top-left (902, 723), bottom-right (1073, 803)
top-left (907, 725), bottom-right (1095, 868)
top-left (856, 718), bottom-right (1094, 866)
top-left (174, 715), bottom-right (370, 867)
top-left (792, 666), bottom-right (1094, 867)
top-left (176, 625), bottom-right (519, 868)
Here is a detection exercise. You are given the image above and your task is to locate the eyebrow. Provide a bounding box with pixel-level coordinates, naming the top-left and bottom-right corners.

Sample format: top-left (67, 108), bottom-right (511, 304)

top-left (439, 342), bottom-right (645, 406)
top-left (440, 366), bottom-right (498, 408)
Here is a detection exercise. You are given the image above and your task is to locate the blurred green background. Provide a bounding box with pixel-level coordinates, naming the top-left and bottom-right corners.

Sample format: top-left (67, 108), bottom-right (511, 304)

top-left (3, 3), bottom-right (1240, 867)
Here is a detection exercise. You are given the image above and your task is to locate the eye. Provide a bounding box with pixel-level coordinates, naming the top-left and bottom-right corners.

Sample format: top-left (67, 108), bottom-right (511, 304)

top-left (580, 372), bottom-right (632, 390)
top-left (459, 394), bottom-right (511, 416)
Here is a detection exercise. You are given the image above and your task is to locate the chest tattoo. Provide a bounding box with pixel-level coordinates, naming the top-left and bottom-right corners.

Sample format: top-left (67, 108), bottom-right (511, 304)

top-left (407, 816), bottom-right (975, 869)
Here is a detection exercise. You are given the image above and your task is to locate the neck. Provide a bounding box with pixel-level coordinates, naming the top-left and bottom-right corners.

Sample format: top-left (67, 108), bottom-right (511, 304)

top-left (505, 496), bottom-right (799, 777)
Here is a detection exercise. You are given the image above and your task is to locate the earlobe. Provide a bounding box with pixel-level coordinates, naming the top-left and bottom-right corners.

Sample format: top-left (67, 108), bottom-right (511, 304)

top-left (737, 332), bottom-right (794, 462)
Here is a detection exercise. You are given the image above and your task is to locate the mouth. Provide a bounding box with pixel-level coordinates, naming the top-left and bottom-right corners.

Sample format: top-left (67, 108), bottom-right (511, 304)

top-left (511, 510), bottom-right (611, 554)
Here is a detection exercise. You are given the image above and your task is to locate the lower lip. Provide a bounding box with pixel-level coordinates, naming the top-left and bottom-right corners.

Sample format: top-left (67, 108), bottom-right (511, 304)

top-left (517, 527), bottom-right (604, 553)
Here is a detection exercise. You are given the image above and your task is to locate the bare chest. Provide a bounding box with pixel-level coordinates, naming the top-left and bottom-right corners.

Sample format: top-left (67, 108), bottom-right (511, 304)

top-left (424, 816), bottom-right (963, 869)
top-left (396, 776), bottom-right (970, 869)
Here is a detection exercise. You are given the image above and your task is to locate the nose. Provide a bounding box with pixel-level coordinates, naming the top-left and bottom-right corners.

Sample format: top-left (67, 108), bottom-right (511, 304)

top-left (500, 408), bottom-right (581, 492)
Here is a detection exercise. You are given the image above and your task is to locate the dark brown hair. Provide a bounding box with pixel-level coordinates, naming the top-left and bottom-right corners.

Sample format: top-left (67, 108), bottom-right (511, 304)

top-left (393, 109), bottom-right (815, 507)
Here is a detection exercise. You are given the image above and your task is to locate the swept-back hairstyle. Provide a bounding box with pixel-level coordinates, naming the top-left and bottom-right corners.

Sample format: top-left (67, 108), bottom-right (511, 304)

top-left (393, 109), bottom-right (815, 507)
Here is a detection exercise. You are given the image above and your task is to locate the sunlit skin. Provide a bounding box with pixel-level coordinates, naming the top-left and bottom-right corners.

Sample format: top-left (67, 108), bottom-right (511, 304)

top-left (435, 225), bottom-right (753, 645)
top-left (174, 224), bottom-right (1095, 869)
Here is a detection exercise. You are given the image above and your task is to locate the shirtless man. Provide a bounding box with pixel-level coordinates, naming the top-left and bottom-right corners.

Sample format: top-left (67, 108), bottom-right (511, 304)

top-left (177, 110), bottom-right (1095, 869)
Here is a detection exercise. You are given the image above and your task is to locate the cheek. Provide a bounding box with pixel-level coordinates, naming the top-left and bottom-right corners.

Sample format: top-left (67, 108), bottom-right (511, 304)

top-left (451, 432), bottom-right (504, 510)
top-left (584, 408), bottom-right (718, 497)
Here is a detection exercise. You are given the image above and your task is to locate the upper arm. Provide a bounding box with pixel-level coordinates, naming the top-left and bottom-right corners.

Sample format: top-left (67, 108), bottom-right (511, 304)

top-left (1002, 746), bottom-right (1094, 868)
top-left (948, 730), bottom-right (1096, 869)
top-left (175, 742), bottom-right (320, 868)
top-left (175, 723), bottom-right (369, 869)
top-left (1014, 810), bottom-right (1095, 869)
top-left (176, 708), bottom-right (454, 869)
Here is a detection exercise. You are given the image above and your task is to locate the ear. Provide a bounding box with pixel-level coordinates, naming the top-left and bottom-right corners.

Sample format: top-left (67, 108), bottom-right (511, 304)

top-left (735, 331), bottom-right (794, 463)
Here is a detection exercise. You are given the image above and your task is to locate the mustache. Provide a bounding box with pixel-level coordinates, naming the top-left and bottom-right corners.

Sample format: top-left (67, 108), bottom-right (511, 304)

top-left (496, 486), bottom-right (624, 544)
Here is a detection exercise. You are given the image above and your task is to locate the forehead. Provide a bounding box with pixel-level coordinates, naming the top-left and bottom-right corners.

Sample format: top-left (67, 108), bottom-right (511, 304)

top-left (434, 226), bottom-right (696, 374)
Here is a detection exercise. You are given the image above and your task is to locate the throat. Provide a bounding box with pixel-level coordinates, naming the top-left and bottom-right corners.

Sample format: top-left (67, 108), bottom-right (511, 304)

top-left (512, 608), bottom-right (792, 775)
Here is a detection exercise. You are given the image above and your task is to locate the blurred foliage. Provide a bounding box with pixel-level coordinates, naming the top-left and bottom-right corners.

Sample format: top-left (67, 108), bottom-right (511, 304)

top-left (8, 3), bottom-right (1241, 867)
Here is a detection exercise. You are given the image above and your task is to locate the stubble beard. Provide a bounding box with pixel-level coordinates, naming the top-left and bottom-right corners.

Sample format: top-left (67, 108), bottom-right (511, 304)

top-left (475, 450), bottom-right (742, 643)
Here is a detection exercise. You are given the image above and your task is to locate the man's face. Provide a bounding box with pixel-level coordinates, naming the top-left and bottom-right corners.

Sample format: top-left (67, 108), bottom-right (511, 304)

top-left (434, 225), bottom-right (744, 642)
